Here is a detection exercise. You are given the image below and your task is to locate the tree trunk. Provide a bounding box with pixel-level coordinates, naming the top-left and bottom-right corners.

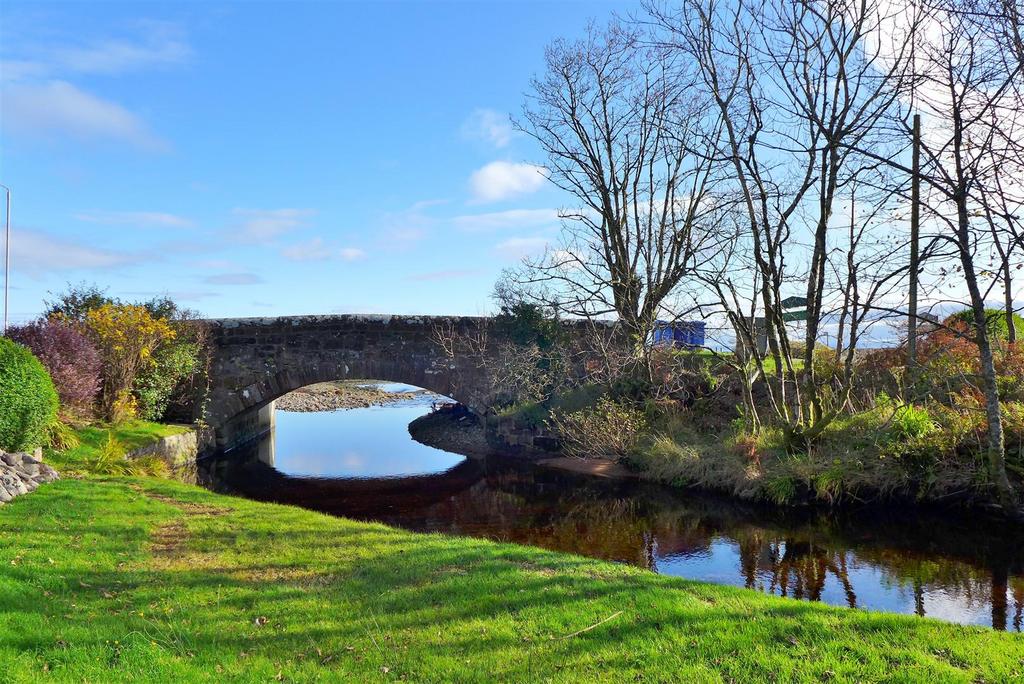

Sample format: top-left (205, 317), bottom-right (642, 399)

top-left (907, 114), bottom-right (921, 385)
top-left (1005, 260), bottom-right (1016, 344)
top-left (959, 198), bottom-right (1014, 507)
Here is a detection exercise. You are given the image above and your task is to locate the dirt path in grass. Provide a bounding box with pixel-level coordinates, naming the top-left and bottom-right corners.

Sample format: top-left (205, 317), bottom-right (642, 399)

top-left (128, 484), bottom-right (230, 565)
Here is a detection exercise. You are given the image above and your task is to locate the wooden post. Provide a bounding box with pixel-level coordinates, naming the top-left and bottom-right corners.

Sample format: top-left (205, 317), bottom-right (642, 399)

top-left (907, 113), bottom-right (921, 383)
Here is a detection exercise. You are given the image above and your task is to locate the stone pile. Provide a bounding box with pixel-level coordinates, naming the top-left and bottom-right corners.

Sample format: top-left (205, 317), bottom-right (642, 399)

top-left (0, 450), bottom-right (59, 504)
top-left (276, 381), bottom-right (423, 412)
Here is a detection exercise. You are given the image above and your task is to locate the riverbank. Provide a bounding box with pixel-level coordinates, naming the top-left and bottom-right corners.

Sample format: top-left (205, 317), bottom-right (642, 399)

top-left (407, 403), bottom-right (492, 459)
top-left (489, 389), bottom-right (1024, 516)
top-left (1, 476), bottom-right (1021, 681)
top-left (275, 380), bottom-right (423, 412)
top-left (410, 406), bottom-right (639, 478)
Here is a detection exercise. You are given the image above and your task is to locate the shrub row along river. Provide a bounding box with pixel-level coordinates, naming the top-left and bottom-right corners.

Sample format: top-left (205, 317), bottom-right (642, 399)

top-left (199, 384), bottom-right (1024, 631)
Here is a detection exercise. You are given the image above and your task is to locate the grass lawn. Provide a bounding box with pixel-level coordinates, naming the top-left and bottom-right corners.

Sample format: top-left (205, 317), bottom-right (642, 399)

top-left (0, 477), bottom-right (1022, 682)
top-left (43, 420), bottom-right (191, 474)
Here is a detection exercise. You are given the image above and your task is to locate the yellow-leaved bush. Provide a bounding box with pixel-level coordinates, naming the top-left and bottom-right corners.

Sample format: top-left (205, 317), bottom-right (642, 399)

top-left (83, 304), bottom-right (175, 422)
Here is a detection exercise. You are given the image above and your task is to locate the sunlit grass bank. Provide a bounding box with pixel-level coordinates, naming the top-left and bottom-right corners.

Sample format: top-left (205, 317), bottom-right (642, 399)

top-left (1, 477), bottom-right (1022, 682)
top-left (43, 420), bottom-right (190, 475)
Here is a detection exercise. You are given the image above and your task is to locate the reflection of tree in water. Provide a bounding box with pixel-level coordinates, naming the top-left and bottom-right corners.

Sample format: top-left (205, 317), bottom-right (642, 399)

top-left (843, 547), bottom-right (1024, 629)
top-left (413, 471), bottom-right (682, 567)
top-left (734, 531), bottom-right (1024, 630)
top-left (1013, 577), bottom-right (1024, 631)
top-left (731, 536), bottom-right (858, 606)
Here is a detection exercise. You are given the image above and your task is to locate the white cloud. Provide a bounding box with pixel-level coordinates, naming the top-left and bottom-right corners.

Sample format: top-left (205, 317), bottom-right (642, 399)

top-left (382, 226), bottom-right (428, 249)
top-left (55, 22), bottom-right (191, 75)
top-left (123, 289), bottom-right (219, 302)
top-left (408, 198), bottom-right (449, 211)
top-left (469, 161), bottom-right (548, 203)
top-left (452, 208), bottom-right (560, 232)
top-left (375, 201), bottom-right (440, 250)
top-left (2, 21), bottom-right (191, 82)
top-left (233, 208), bottom-right (315, 242)
top-left (203, 273), bottom-right (264, 285)
top-left (461, 108), bottom-right (515, 148)
top-left (407, 269), bottom-right (484, 282)
top-left (282, 238), bottom-right (332, 262)
top-left (550, 248), bottom-right (585, 270)
top-left (281, 239), bottom-right (366, 262)
top-left (2, 80), bottom-right (167, 150)
top-left (11, 230), bottom-right (139, 274)
top-left (194, 258), bottom-right (238, 270)
top-left (495, 236), bottom-right (549, 259)
top-left (74, 211), bottom-right (194, 229)
top-left (1, 22), bottom-right (190, 152)
top-left (0, 59), bottom-right (48, 82)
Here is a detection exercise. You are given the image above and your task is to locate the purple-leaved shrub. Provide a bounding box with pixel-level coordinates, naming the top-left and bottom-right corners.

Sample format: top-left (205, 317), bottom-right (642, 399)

top-left (8, 318), bottom-right (102, 416)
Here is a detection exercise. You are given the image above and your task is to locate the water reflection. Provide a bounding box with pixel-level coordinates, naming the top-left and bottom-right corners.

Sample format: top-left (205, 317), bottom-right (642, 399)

top-left (262, 401), bottom-right (464, 479)
top-left (200, 394), bottom-right (1024, 630)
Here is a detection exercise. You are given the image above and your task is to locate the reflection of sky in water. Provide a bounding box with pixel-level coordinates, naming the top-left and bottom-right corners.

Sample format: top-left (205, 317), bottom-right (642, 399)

top-left (273, 401), bottom-right (464, 479)
top-left (923, 589), bottom-right (1002, 626)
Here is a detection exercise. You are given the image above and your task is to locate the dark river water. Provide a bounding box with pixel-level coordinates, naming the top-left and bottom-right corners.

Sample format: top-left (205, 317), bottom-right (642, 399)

top-left (199, 385), bottom-right (1024, 631)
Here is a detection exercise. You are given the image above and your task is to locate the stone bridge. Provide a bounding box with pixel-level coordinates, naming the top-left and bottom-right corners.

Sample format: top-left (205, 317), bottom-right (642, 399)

top-left (201, 314), bottom-right (493, 449)
top-left (200, 314), bottom-right (611, 451)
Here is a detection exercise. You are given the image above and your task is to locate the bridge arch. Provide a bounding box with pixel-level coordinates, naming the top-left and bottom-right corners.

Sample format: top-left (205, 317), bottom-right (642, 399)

top-left (201, 314), bottom-right (492, 450)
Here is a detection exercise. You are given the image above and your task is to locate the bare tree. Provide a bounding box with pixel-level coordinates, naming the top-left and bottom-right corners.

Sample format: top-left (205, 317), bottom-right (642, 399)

top-left (648, 0), bottom-right (921, 444)
top-left (980, 171), bottom-right (1024, 344)
top-left (866, 0), bottom-right (1024, 505)
top-left (513, 21), bottom-right (727, 367)
top-left (974, 0), bottom-right (1024, 70)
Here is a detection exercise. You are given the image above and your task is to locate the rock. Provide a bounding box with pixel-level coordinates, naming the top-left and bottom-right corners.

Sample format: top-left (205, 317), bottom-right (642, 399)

top-left (0, 452), bottom-right (59, 504)
top-left (17, 462), bottom-right (41, 478)
top-left (276, 381), bottom-right (428, 413)
top-left (0, 466), bottom-right (28, 496)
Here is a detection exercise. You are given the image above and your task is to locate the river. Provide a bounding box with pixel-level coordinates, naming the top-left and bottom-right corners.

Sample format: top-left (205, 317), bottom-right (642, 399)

top-left (199, 384), bottom-right (1024, 631)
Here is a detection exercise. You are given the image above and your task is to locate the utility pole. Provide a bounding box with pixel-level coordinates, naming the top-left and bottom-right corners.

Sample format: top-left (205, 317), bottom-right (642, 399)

top-left (0, 184), bottom-right (9, 336)
top-left (906, 114), bottom-right (921, 384)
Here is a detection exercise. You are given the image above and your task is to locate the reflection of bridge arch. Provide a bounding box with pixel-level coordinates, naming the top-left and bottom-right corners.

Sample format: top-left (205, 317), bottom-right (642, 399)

top-left (200, 445), bottom-right (485, 517)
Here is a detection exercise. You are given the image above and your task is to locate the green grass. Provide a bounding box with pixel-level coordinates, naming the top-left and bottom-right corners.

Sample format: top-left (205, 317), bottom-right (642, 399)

top-left (43, 420), bottom-right (190, 474)
top-left (1, 477), bottom-right (1021, 682)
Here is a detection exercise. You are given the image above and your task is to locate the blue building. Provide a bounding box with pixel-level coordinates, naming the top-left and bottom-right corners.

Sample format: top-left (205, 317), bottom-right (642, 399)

top-left (651, 320), bottom-right (706, 348)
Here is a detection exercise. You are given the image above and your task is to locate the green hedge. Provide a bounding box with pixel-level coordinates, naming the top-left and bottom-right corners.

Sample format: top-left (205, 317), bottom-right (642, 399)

top-left (0, 337), bottom-right (59, 452)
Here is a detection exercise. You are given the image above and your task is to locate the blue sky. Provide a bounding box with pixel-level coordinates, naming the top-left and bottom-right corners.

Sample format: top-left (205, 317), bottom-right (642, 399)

top-left (0, 1), bottom-right (634, 322)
